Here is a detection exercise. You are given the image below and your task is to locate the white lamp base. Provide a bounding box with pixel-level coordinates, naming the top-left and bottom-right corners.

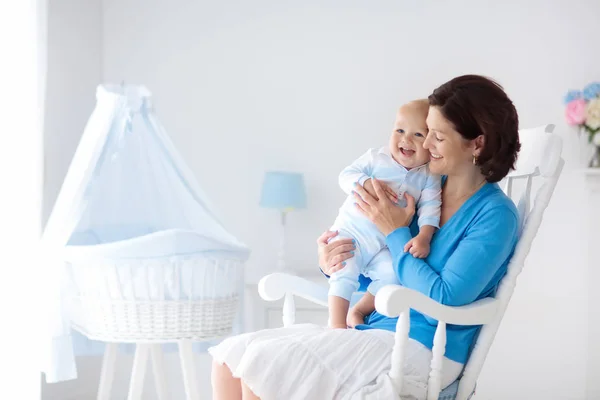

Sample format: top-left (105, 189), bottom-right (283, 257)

top-left (276, 211), bottom-right (287, 271)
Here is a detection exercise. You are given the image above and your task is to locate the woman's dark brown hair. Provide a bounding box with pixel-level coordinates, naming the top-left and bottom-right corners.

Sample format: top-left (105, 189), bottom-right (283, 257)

top-left (428, 75), bottom-right (521, 183)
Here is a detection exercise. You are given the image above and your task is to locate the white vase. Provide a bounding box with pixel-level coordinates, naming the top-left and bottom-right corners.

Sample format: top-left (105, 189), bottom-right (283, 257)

top-left (578, 128), bottom-right (600, 168)
top-left (589, 132), bottom-right (600, 168)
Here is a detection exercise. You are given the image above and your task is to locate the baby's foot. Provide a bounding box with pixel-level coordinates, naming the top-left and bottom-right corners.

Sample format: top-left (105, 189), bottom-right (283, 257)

top-left (347, 308), bottom-right (366, 328)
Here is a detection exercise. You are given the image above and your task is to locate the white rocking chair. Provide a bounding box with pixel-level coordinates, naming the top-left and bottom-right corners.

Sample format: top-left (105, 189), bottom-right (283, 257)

top-left (258, 124), bottom-right (564, 400)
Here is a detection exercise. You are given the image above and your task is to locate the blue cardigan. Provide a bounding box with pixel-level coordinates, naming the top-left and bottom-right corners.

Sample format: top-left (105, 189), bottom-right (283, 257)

top-left (355, 182), bottom-right (519, 364)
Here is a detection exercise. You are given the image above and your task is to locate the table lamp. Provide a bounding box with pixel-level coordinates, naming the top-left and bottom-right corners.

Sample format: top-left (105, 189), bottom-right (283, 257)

top-left (260, 171), bottom-right (307, 271)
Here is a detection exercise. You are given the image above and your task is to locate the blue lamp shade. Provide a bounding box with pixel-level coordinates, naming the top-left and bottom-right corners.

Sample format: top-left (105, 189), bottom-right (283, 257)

top-left (260, 171), bottom-right (307, 211)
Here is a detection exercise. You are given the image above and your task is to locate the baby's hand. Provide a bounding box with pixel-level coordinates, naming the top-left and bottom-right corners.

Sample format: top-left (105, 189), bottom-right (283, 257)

top-left (403, 235), bottom-right (431, 258)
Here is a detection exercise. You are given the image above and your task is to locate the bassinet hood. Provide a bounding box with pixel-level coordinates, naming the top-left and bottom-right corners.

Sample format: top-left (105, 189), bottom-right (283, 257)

top-left (43, 84), bottom-right (250, 259)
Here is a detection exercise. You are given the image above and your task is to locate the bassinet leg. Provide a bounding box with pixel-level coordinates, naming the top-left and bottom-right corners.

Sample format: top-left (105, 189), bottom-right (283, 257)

top-left (97, 343), bottom-right (118, 400)
top-left (178, 340), bottom-right (200, 400)
top-left (150, 344), bottom-right (169, 400)
top-left (128, 344), bottom-right (150, 400)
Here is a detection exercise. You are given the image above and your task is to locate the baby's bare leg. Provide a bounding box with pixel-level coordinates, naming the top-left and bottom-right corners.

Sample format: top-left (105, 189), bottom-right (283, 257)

top-left (347, 292), bottom-right (375, 328)
top-left (329, 296), bottom-right (350, 329)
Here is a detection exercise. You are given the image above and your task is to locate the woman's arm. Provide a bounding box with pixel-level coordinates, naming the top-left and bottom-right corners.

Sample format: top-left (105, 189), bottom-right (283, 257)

top-left (386, 206), bottom-right (519, 307)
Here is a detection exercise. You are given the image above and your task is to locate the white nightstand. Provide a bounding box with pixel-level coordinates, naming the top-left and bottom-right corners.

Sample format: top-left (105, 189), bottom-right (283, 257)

top-left (243, 270), bottom-right (329, 332)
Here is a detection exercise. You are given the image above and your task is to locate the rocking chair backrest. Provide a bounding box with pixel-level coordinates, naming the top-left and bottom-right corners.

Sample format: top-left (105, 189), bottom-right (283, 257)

top-left (455, 124), bottom-right (564, 399)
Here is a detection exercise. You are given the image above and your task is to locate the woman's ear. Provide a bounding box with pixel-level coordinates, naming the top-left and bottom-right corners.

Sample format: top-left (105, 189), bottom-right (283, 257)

top-left (473, 135), bottom-right (485, 157)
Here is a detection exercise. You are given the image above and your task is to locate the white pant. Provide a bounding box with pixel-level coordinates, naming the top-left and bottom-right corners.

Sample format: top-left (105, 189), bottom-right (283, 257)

top-left (328, 226), bottom-right (398, 301)
top-left (209, 323), bottom-right (463, 400)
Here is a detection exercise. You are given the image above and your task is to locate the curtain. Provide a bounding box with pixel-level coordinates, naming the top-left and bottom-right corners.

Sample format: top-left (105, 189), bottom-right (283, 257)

top-left (0, 0), bottom-right (47, 398)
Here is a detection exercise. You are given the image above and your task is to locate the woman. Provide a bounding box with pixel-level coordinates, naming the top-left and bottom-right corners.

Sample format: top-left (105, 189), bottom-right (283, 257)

top-left (210, 75), bottom-right (521, 400)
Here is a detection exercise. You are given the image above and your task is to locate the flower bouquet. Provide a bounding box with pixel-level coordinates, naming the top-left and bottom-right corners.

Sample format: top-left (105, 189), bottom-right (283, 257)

top-left (564, 82), bottom-right (600, 167)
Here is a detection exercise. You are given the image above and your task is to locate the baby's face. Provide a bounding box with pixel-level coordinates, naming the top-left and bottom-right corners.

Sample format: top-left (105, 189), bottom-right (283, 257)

top-left (388, 106), bottom-right (430, 169)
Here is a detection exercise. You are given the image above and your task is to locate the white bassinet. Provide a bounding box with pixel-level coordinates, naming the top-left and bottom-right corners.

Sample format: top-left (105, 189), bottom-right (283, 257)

top-left (42, 84), bottom-right (250, 397)
top-left (65, 228), bottom-right (244, 342)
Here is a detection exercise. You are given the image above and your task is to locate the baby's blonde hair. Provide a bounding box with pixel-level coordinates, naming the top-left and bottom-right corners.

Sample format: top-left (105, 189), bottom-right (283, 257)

top-left (399, 99), bottom-right (429, 115)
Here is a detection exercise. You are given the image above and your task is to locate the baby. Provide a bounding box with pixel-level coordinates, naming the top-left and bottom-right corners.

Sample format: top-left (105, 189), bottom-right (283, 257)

top-left (327, 99), bottom-right (442, 329)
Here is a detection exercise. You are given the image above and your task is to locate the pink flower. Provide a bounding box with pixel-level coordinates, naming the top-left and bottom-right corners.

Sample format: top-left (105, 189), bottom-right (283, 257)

top-left (565, 99), bottom-right (587, 125)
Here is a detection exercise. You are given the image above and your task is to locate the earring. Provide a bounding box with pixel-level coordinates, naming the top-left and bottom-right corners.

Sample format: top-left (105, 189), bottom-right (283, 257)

top-left (472, 155), bottom-right (478, 165)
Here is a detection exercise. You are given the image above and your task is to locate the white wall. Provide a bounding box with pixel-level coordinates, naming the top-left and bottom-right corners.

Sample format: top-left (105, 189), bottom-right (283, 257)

top-left (42, 0), bottom-right (102, 399)
top-left (44, 0), bottom-right (599, 398)
top-left (43, 0), bottom-right (103, 225)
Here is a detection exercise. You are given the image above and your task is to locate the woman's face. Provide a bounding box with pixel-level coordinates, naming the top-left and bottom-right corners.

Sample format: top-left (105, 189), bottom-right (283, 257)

top-left (424, 106), bottom-right (476, 176)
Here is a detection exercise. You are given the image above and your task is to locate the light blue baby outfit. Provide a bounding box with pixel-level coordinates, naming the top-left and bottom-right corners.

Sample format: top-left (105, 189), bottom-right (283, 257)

top-left (329, 147), bottom-right (442, 301)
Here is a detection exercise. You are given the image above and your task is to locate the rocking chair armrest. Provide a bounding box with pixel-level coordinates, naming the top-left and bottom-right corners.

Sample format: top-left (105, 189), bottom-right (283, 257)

top-left (375, 285), bottom-right (499, 326)
top-left (258, 273), bottom-right (329, 307)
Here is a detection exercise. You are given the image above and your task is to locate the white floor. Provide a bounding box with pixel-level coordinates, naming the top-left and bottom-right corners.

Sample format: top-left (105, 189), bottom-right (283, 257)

top-left (42, 353), bottom-right (213, 400)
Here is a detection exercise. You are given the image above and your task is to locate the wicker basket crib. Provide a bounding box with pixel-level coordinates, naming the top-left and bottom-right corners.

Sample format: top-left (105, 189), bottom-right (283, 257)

top-left (43, 83), bottom-right (251, 399)
top-left (64, 228), bottom-right (245, 343)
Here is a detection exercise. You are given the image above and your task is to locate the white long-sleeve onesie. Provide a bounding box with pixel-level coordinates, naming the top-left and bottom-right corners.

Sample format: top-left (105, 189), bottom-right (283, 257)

top-left (329, 147), bottom-right (442, 300)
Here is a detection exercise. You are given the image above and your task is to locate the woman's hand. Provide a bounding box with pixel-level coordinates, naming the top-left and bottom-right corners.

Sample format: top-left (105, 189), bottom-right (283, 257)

top-left (353, 179), bottom-right (416, 236)
top-left (317, 230), bottom-right (356, 275)
top-left (363, 179), bottom-right (398, 203)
